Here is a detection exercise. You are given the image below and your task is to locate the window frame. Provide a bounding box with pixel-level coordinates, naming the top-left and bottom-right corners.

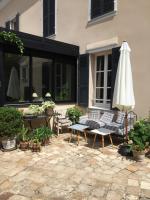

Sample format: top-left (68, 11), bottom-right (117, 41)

top-left (43, 0), bottom-right (56, 38)
top-left (94, 52), bottom-right (112, 109)
top-left (88, 0), bottom-right (117, 24)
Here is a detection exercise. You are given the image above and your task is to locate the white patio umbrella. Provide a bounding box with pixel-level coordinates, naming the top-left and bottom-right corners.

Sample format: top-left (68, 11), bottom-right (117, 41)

top-left (112, 41), bottom-right (135, 140)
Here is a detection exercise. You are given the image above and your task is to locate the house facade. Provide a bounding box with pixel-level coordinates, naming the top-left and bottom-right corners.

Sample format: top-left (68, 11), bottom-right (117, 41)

top-left (0, 0), bottom-right (150, 117)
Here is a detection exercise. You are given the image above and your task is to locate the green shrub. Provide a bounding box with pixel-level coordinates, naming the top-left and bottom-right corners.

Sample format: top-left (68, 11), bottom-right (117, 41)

top-left (66, 106), bottom-right (82, 124)
top-left (32, 126), bottom-right (53, 143)
top-left (129, 119), bottom-right (150, 151)
top-left (0, 107), bottom-right (23, 138)
top-left (18, 125), bottom-right (29, 142)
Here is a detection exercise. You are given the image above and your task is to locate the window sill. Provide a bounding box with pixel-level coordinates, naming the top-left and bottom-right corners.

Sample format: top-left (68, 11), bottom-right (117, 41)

top-left (88, 11), bottom-right (117, 26)
top-left (90, 106), bottom-right (110, 111)
top-left (47, 34), bottom-right (56, 39)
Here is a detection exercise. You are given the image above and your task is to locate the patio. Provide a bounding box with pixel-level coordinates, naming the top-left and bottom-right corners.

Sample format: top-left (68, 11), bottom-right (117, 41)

top-left (0, 133), bottom-right (150, 200)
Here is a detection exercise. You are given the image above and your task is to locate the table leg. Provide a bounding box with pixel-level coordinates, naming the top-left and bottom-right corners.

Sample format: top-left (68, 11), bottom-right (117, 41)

top-left (102, 135), bottom-right (104, 148)
top-left (77, 131), bottom-right (80, 145)
top-left (29, 120), bottom-right (33, 130)
top-left (84, 130), bottom-right (87, 142)
top-left (92, 134), bottom-right (97, 148)
top-left (69, 129), bottom-right (73, 143)
top-left (109, 134), bottom-right (113, 146)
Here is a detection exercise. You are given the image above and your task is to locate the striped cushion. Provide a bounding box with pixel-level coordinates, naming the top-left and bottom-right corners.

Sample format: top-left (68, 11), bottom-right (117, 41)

top-left (86, 120), bottom-right (101, 129)
top-left (88, 110), bottom-right (100, 121)
top-left (100, 112), bottom-right (114, 124)
top-left (116, 112), bottom-right (125, 124)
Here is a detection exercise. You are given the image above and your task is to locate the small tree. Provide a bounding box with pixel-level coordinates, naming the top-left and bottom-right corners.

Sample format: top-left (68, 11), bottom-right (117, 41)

top-left (66, 106), bottom-right (82, 124)
top-left (0, 107), bottom-right (23, 138)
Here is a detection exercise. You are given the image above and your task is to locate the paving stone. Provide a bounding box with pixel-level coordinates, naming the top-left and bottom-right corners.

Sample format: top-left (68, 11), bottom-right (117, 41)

top-left (125, 195), bottom-right (139, 200)
top-left (140, 189), bottom-right (150, 198)
top-left (0, 192), bottom-right (13, 200)
top-left (141, 182), bottom-right (150, 190)
top-left (0, 133), bottom-right (149, 200)
top-left (126, 186), bottom-right (140, 196)
top-left (128, 179), bottom-right (139, 187)
top-left (126, 165), bottom-right (138, 172)
top-left (106, 190), bottom-right (124, 200)
top-left (8, 195), bottom-right (31, 200)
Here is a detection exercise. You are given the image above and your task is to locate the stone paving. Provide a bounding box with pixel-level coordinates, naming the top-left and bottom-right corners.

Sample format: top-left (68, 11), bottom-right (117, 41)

top-left (0, 133), bottom-right (150, 200)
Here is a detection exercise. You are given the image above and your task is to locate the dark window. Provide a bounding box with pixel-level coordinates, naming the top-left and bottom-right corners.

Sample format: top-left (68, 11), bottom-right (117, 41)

top-left (4, 53), bottom-right (30, 103)
top-left (55, 63), bottom-right (73, 101)
top-left (4, 53), bottom-right (76, 103)
top-left (91, 0), bottom-right (114, 19)
top-left (43, 0), bottom-right (55, 37)
top-left (5, 14), bottom-right (19, 31)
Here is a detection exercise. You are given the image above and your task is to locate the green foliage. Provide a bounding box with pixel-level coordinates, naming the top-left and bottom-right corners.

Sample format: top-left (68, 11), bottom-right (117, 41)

top-left (0, 107), bottom-right (23, 138)
top-left (42, 101), bottom-right (55, 110)
top-left (18, 125), bottom-right (29, 142)
top-left (129, 119), bottom-right (150, 151)
top-left (0, 31), bottom-right (24, 55)
top-left (66, 106), bottom-right (82, 124)
top-left (26, 105), bottom-right (44, 115)
top-left (32, 126), bottom-right (53, 143)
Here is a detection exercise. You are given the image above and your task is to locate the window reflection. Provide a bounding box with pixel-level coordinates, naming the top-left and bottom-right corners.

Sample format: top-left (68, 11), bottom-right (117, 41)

top-left (4, 53), bottom-right (30, 103)
top-left (32, 57), bottom-right (53, 101)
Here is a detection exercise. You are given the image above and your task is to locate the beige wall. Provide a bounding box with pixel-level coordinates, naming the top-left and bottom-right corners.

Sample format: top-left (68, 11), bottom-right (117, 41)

top-left (0, 0), bottom-right (150, 117)
top-left (53, 0), bottom-right (150, 118)
top-left (0, 0), bottom-right (42, 36)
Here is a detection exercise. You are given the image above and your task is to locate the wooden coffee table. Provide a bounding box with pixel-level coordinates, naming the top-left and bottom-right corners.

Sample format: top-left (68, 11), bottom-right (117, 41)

top-left (90, 128), bottom-right (114, 148)
top-left (69, 124), bottom-right (89, 145)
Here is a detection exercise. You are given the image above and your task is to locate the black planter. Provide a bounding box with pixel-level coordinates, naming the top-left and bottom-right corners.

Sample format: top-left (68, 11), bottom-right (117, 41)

top-left (118, 144), bottom-right (133, 157)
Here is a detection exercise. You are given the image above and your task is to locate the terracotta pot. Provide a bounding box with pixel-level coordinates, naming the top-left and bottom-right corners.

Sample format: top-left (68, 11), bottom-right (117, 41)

top-left (31, 142), bottom-right (41, 152)
top-left (45, 108), bottom-right (54, 116)
top-left (1, 137), bottom-right (16, 150)
top-left (133, 150), bottom-right (145, 162)
top-left (19, 141), bottom-right (29, 151)
top-left (42, 138), bottom-right (50, 146)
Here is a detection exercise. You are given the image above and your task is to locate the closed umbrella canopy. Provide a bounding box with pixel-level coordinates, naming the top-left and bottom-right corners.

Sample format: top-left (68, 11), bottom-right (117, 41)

top-left (112, 41), bottom-right (135, 111)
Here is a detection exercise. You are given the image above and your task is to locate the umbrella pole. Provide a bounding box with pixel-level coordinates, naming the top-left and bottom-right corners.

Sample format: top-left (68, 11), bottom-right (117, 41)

top-left (125, 111), bottom-right (128, 142)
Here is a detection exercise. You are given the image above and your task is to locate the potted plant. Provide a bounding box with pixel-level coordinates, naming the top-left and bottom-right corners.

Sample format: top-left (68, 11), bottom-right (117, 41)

top-left (31, 138), bottom-right (41, 152)
top-left (66, 106), bottom-right (82, 124)
top-left (32, 126), bottom-right (53, 146)
top-left (128, 119), bottom-right (150, 161)
top-left (18, 125), bottom-right (29, 151)
top-left (42, 101), bottom-right (55, 116)
top-left (0, 107), bottom-right (23, 151)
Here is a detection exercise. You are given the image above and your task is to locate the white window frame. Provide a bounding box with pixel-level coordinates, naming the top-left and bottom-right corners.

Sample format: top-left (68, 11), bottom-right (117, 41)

top-left (88, 0), bottom-right (117, 24)
top-left (94, 52), bottom-right (112, 109)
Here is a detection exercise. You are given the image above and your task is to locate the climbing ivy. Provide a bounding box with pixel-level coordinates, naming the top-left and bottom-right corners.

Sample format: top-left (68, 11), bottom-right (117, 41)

top-left (0, 31), bottom-right (24, 55)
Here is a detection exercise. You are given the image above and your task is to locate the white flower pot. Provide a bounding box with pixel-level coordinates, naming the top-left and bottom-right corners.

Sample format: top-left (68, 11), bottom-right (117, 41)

top-left (2, 137), bottom-right (16, 150)
top-left (133, 150), bottom-right (145, 162)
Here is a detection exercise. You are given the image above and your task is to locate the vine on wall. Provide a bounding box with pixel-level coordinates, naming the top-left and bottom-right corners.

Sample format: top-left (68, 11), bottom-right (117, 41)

top-left (0, 31), bottom-right (24, 55)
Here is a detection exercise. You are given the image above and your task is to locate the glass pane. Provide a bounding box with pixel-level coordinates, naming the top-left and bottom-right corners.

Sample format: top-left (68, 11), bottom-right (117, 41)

top-left (107, 88), bottom-right (111, 100)
top-left (4, 53), bottom-right (30, 103)
top-left (55, 64), bottom-right (72, 101)
top-left (96, 72), bottom-right (104, 87)
top-left (96, 88), bottom-right (104, 100)
top-left (107, 71), bottom-right (111, 87)
top-left (32, 57), bottom-right (53, 100)
top-left (96, 100), bottom-right (103, 104)
top-left (97, 56), bottom-right (104, 71)
top-left (108, 54), bottom-right (112, 70)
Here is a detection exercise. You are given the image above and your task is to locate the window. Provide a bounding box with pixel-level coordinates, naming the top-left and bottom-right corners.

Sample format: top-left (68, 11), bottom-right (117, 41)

top-left (90, 0), bottom-right (115, 20)
top-left (32, 57), bottom-right (53, 100)
top-left (55, 63), bottom-right (72, 101)
top-left (4, 53), bottom-right (30, 103)
top-left (43, 0), bottom-right (55, 37)
top-left (4, 53), bottom-right (76, 104)
top-left (5, 14), bottom-right (19, 31)
top-left (95, 54), bottom-right (112, 108)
